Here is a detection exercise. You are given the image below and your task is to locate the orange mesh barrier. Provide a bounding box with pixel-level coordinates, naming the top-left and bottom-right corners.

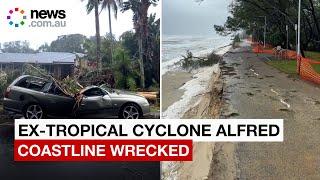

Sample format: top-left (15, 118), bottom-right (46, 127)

top-left (298, 56), bottom-right (320, 84)
top-left (265, 44), bottom-right (274, 49)
top-left (252, 43), bottom-right (297, 60)
top-left (285, 50), bottom-right (297, 59)
top-left (251, 41), bottom-right (320, 85)
top-left (252, 45), bottom-right (262, 53)
top-left (263, 49), bottom-right (274, 54)
top-left (252, 44), bottom-right (275, 55)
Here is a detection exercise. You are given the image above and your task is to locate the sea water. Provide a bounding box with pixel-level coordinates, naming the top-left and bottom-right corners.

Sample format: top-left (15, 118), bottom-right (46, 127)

top-left (162, 34), bottom-right (232, 75)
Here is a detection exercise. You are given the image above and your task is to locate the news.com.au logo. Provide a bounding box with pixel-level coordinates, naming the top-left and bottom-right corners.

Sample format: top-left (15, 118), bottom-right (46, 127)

top-left (7, 8), bottom-right (27, 27)
top-left (6, 7), bottom-right (67, 28)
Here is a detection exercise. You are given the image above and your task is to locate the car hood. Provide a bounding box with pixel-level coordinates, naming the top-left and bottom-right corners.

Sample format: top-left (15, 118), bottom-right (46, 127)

top-left (108, 89), bottom-right (145, 99)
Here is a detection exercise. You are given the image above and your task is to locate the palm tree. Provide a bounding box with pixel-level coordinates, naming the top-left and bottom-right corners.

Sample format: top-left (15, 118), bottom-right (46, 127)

top-left (100, 0), bottom-right (123, 64)
top-left (147, 13), bottom-right (160, 83)
top-left (82, 0), bottom-right (102, 70)
top-left (122, 0), bottom-right (158, 88)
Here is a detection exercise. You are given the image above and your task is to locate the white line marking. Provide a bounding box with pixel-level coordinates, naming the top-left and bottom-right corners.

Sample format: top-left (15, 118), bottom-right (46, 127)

top-left (271, 89), bottom-right (291, 109)
top-left (250, 68), bottom-right (259, 76)
top-left (271, 89), bottom-right (279, 95)
top-left (280, 99), bottom-right (291, 109)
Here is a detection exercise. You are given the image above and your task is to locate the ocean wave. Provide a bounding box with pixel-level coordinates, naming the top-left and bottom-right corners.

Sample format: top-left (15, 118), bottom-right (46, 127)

top-left (162, 36), bottom-right (232, 75)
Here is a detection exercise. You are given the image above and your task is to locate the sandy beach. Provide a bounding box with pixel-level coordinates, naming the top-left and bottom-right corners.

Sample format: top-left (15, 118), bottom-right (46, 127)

top-left (162, 45), bottom-right (231, 118)
top-left (161, 45), bottom-right (231, 180)
top-left (161, 65), bottom-right (222, 180)
top-left (162, 71), bottom-right (193, 111)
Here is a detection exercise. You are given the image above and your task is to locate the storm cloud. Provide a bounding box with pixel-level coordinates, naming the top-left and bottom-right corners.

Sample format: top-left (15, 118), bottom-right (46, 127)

top-left (162, 0), bottom-right (232, 35)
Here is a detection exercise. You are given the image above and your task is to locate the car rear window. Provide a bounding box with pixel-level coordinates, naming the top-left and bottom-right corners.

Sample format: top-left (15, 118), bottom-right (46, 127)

top-left (16, 77), bottom-right (48, 91)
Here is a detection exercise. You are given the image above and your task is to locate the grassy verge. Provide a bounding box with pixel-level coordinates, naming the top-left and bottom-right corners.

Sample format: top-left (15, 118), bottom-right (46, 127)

top-left (266, 50), bottom-right (320, 74)
top-left (266, 60), bottom-right (298, 74)
top-left (305, 51), bottom-right (320, 72)
top-left (305, 51), bottom-right (320, 61)
top-left (311, 64), bottom-right (320, 73)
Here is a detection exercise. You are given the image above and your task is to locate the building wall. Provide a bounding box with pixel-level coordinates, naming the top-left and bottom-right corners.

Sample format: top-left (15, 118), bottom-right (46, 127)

top-left (0, 63), bottom-right (74, 79)
top-left (53, 64), bottom-right (73, 79)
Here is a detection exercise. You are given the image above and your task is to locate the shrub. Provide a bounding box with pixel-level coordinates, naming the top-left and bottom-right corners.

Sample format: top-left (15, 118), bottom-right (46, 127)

top-left (179, 50), bottom-right (222, 71)
top-left (112, 47), bottom-right (139, 91)
top-left (127, 77), bottom-right (137, 91)
top-left (0, 72), bottom-right (8, 97)
top-left (232, 34), bottom-right (241, 48)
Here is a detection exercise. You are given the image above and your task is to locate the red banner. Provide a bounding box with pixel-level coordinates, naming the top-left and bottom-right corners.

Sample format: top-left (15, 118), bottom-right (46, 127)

top-left (14, 140), bottom-right (193, 162)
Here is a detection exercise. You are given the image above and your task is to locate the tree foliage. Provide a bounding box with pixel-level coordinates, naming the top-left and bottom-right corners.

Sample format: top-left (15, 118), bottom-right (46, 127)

top-left (122, 0), bottom-right (159, 88)
top-left (48, 34), bottom-right (87, 53)
top-left (214, 0), bottom-right (320, 53)
top-left (82, 0), bottom-right (102, 70)
top-left (120, 31), bottom-right (139, 58)
top-left (112, 47), bottom-right (139, 90)
top-left (2, 41), bottom-right (35, 53)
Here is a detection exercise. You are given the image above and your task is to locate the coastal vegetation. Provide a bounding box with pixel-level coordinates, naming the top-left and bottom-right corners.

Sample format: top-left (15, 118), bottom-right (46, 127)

top-left (0, 0), bottom-right (160, 92)
top-left (213, 0), bottom-right (320, 56)
top-left (232, 34), bottom-right (241, 48)
top-left (178, 50), bottom-right (222, 72)
top-left (83, 0), bottom-right (160, 89)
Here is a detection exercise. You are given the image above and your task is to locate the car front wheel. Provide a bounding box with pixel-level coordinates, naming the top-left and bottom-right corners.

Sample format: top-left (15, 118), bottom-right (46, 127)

top-left (24, 104), bottom-right (44, 119)
top-left (119, 103), bottom-right (141, 119)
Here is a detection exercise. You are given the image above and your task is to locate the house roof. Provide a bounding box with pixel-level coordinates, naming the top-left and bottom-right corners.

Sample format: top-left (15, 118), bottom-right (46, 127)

top-left (0, 52), bottom-right (78, 64)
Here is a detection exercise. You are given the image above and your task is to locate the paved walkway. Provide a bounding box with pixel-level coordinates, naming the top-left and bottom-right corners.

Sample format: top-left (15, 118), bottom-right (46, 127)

top-left (221, 44), bottom-right (320, 179)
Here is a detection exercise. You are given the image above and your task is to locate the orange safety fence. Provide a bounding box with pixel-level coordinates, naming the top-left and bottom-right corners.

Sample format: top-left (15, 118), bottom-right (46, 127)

top-left (249, 40), bottom-right (320, 85)
top-left (251, 43), bottom-right (296, 60)
top-left (286, 50), bottom-right (298, 59)
top-left (298, 56), bottom-right (320, 84)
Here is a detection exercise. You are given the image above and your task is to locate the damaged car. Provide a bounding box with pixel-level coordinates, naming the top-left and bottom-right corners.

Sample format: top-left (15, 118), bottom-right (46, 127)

top-left (3, 75), bottom-right (150, 119)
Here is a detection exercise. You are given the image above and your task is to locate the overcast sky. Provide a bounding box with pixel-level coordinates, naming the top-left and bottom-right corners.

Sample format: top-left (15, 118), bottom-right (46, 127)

top-left (163, 0), bottom-right (232, 36)
top-left (0, 0), bottom-right (160, 49)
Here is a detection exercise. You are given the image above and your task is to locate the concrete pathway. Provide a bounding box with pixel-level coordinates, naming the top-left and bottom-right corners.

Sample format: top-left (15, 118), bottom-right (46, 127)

top-left (221, 44), bottom-right (320, 179)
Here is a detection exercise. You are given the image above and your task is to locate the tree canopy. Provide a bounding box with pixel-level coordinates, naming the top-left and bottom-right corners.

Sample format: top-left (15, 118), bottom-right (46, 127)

top-left (214, 0), bottom-right (320, 53)
top-left (47, 34), bottom-right (87, 53)
top-left (1, 41), bottom-right (35, 53)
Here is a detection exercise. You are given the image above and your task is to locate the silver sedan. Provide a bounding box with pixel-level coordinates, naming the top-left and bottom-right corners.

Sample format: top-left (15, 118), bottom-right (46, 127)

top-left (3, 75), bottom-right (150, 119)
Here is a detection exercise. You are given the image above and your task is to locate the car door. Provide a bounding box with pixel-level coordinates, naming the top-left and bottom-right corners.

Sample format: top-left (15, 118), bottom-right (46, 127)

top-left (41, 84), bottom-right (75, 116)
top-left (43, 93), bottom-right (75, 116)
top-left (23, 82), bottom-right (74, 116)
top-left (78, 88), bottom-right (113, 116)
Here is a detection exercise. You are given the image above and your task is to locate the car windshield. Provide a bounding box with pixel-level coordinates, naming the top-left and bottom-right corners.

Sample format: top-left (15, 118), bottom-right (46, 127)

top-left (83, 88), bottom-right (106, 97)
top-left (100, 84), bottom-right (115, 93)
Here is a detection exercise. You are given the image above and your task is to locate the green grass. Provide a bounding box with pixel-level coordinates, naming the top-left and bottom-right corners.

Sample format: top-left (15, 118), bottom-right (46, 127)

top-left (305, 51), bottom-right (320, 72)
top-left (311, 64), bottom-right (320, 73)
top-left (305, 51), bottom-right (320, 61)
top-left (266, 59), bottom-right (320, 74)
top-left (150, 105), bottom-right (160, 113)
top-left (266, 60), bottom-right (298, 74)
top-left (266, 50), bottom-right (320, 74)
